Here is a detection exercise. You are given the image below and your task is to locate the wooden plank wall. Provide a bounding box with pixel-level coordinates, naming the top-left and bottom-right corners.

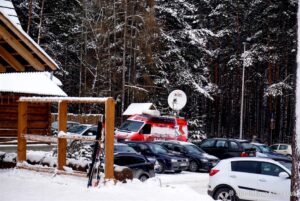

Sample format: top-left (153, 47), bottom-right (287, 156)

top-left (0, 95), bottom-right (51, 137)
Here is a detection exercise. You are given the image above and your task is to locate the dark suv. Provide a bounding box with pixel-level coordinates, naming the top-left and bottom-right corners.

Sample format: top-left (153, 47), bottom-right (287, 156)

top-left (155, 141), bottom-right (219, 172)
top-left (124, 141), bottom-right (189, 173)
top-left (197, 138), bottom-right (255, 159)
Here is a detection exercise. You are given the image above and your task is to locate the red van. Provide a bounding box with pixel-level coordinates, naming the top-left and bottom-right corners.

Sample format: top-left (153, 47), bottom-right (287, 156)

top-left (115, 114), bottom-right (188, 142)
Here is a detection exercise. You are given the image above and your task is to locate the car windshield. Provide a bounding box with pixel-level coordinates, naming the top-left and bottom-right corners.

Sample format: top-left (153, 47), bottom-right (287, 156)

top-left (114, 145), bottom-right (137, 153)
top-left (148, 143), bottom-right (168, 154)
top-left (256, 144), bottom-right (273, 153)
top-left (119, 120), bottom-right (144, 132)
top-left (241, 142), bottom-right (254, 149)
top-left (68, 125), bottom-right (88, 134)
top-left (185, 144), bottom-right (204, 154)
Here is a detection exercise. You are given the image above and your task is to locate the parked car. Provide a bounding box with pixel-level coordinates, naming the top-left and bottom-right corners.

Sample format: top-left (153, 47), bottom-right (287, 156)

top-left (124, 141), bottom-right (189, 173)
top-left (114, 152), bottom-right (155, 181)
top-left (270, 143), bottom-right (292, 158)
top-left (208, 157), bottom-right (291, 201)
top-left (51, 121), bottom-right (80, 135)
top-left (65, 124), bottom-right (98, 153)
top-left (250, 142), bottom-right (292, 162)
top-left (155, 141), bottom-right (219, 172)
top-left (197, 138), bottom-right (256, 159)
top-left (114, 143), bottom-right (138, 154)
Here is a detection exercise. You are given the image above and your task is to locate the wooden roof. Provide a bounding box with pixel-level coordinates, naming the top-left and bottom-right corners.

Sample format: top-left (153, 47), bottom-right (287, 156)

top-left (0, 3), bottom-right (58, 72)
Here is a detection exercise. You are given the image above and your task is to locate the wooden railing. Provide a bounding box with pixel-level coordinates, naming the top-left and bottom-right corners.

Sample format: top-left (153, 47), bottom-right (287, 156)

top-left (17, 97), bottom-right (115, 179)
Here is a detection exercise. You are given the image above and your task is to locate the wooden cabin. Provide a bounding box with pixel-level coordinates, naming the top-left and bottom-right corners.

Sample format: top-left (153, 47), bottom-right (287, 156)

top-left (0, 1), bottom-right (66, 138)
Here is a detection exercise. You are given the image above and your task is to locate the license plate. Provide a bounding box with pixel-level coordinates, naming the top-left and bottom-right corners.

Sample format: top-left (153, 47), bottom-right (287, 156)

top-left (180, 162), bottom-right (187, 167)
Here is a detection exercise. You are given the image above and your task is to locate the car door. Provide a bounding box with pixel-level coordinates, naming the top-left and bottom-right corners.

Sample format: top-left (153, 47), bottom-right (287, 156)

top-left (256, 162), bottom-right (290, 201)
top-left (214, 140), bottom-right (229, 159)
top-left (199, 139), bottom-right (216, 156)
top-left (278, 145), bottom-right (289, 155)
top-left (228, 141), bottom-right (241, 157)
top-left (230, 161), bottom-right (261, 200)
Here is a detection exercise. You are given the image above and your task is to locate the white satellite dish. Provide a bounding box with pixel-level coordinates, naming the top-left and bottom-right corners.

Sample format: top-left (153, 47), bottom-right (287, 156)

top-left (168, 90), bottom-right (187, 111)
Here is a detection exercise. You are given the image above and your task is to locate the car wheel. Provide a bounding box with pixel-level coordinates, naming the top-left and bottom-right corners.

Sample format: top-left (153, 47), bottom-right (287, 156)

top-left (155, 161), bottom-right (165, 174)
top-left (139, 174), bottom-right (149, 182)
top-left (214, 187), bottom-right (238, 201)
top-left (189, 161), bottom-right (198, 172)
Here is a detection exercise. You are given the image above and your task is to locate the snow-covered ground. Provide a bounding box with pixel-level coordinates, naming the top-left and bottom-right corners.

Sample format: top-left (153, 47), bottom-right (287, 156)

top-left (0, 169), bottom-right (213, 201)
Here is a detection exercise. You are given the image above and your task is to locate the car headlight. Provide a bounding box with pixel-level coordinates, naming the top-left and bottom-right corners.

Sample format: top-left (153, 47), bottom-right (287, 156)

top-left (171, 159), bottom-right (178, 163)
top-left (200, 158), bottom-right (209, 163)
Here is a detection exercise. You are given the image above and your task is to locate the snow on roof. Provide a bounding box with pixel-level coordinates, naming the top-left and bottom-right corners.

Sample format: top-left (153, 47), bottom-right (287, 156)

top-left (123, 103), bottom-right (154, 116)
top-left (0, 0), bottom-right (21, 29)
top-left (0, 1), bottom-right (59, 70)
top-left (0, 72), bottom-right (67, 96)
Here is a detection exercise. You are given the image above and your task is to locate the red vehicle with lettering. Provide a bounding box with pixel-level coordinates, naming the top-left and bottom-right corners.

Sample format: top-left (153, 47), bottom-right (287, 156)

top-left (115, 114), bottom-right (188, 142)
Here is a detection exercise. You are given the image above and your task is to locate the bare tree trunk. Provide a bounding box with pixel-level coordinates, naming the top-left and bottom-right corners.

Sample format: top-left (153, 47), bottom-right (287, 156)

top-left (27, 0), bottom-right (33, 34)
top-left (37, 0), bottom-right (45, 45)
top-left (291, 2), bottom-right (300, 199)
top-left (121, 0), bottom-right (128, 123)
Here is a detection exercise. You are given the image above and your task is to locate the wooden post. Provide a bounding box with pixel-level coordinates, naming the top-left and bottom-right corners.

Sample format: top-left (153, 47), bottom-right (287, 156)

top-left (57, 101), bottom-right (67, 170)
top-left (17, 102), bottom-right (27, 162)
top-left (104, 97), bottom-right (115, 179)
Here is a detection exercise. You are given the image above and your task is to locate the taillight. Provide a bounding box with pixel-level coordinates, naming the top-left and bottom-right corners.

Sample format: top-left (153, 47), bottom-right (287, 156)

top-left (209, 169), bottom-right (219, 176)
top-left (240, 152), bottom-right (249, 157)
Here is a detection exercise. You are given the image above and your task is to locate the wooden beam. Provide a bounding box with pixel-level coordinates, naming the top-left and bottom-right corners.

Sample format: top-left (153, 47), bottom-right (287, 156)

top-left (0, 45), bottom-right (24, 71)
top-left (0, 13), bottom-right (58, 70)
top-left (104, 97), bottom-right (115, 179)
top-left (0, 63), bottom-right (6, 72)
top-left (57, 101), bottom-right (68, 170)
top-left (0, 25), bottom-right (45, 71)
top-left (17, 102), bottom-right (27, 162)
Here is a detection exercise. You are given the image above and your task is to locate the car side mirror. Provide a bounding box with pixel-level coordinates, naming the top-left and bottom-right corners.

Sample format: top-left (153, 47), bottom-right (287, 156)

top-left (87, 132), bottom-right (94, 136)
top-left (279, 172), bottom-right (290, 179)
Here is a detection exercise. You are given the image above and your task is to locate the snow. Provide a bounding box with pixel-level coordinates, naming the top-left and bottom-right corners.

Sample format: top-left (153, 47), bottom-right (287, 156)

top-left (0, 0), bottom-right (21, 28)
top-left (123, 103), bottom-right (154, 116)
top-left (0, 169), bottom-right (214, 201)
top-left (0, 72), bottom-right (67, 97)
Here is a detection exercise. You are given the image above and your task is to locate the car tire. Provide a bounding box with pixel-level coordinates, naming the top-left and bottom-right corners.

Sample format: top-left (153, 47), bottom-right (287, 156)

top-left (214, 187), bottom-right (238, 201)
top-left (189, 161), bottom-right (198, 172)
top-left (155, 161), bottom-right (165, 174)
top-left (139, 174), bottom-right (149, 182)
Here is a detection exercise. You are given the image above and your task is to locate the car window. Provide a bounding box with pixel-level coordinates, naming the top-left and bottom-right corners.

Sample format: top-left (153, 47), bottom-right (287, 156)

top-left (231, 161), bottom-right (259, 174)
top-left (114, 156), bottom-right (145, 166)
top-left (82, 127), bottom-right (97, 136)
top-left (279, 145), bottom-right (288, 150)
top-left (140, 124), bottom-right (151, 134)
top-left (200, 139), bottom-right (215, 148)
top-left (119, 120), bottom-right (144, 132)
top-left (270, 145), bottom-right (279, 150)
top-left (260, 162), bottom-right (286, 177)
top-left (229, 141), bottom-right (239, 151)
top-left (216, 140), bottom-right (228, 149)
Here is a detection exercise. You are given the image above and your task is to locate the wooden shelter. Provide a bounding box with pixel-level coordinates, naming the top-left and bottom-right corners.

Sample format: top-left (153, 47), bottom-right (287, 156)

top-left (0, 1), bottom-right (63, 139)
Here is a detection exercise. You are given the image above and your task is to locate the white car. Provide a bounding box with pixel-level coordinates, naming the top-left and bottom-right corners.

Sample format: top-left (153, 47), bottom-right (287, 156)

top-left (270, 144), bottom-right (292, 158)
top-left (208, 157), bottom-right (291, 201)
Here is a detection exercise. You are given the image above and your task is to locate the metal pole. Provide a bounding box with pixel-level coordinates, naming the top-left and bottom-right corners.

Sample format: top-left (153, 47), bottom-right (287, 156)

top-left (239, 42), bottom-right (247, 139)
